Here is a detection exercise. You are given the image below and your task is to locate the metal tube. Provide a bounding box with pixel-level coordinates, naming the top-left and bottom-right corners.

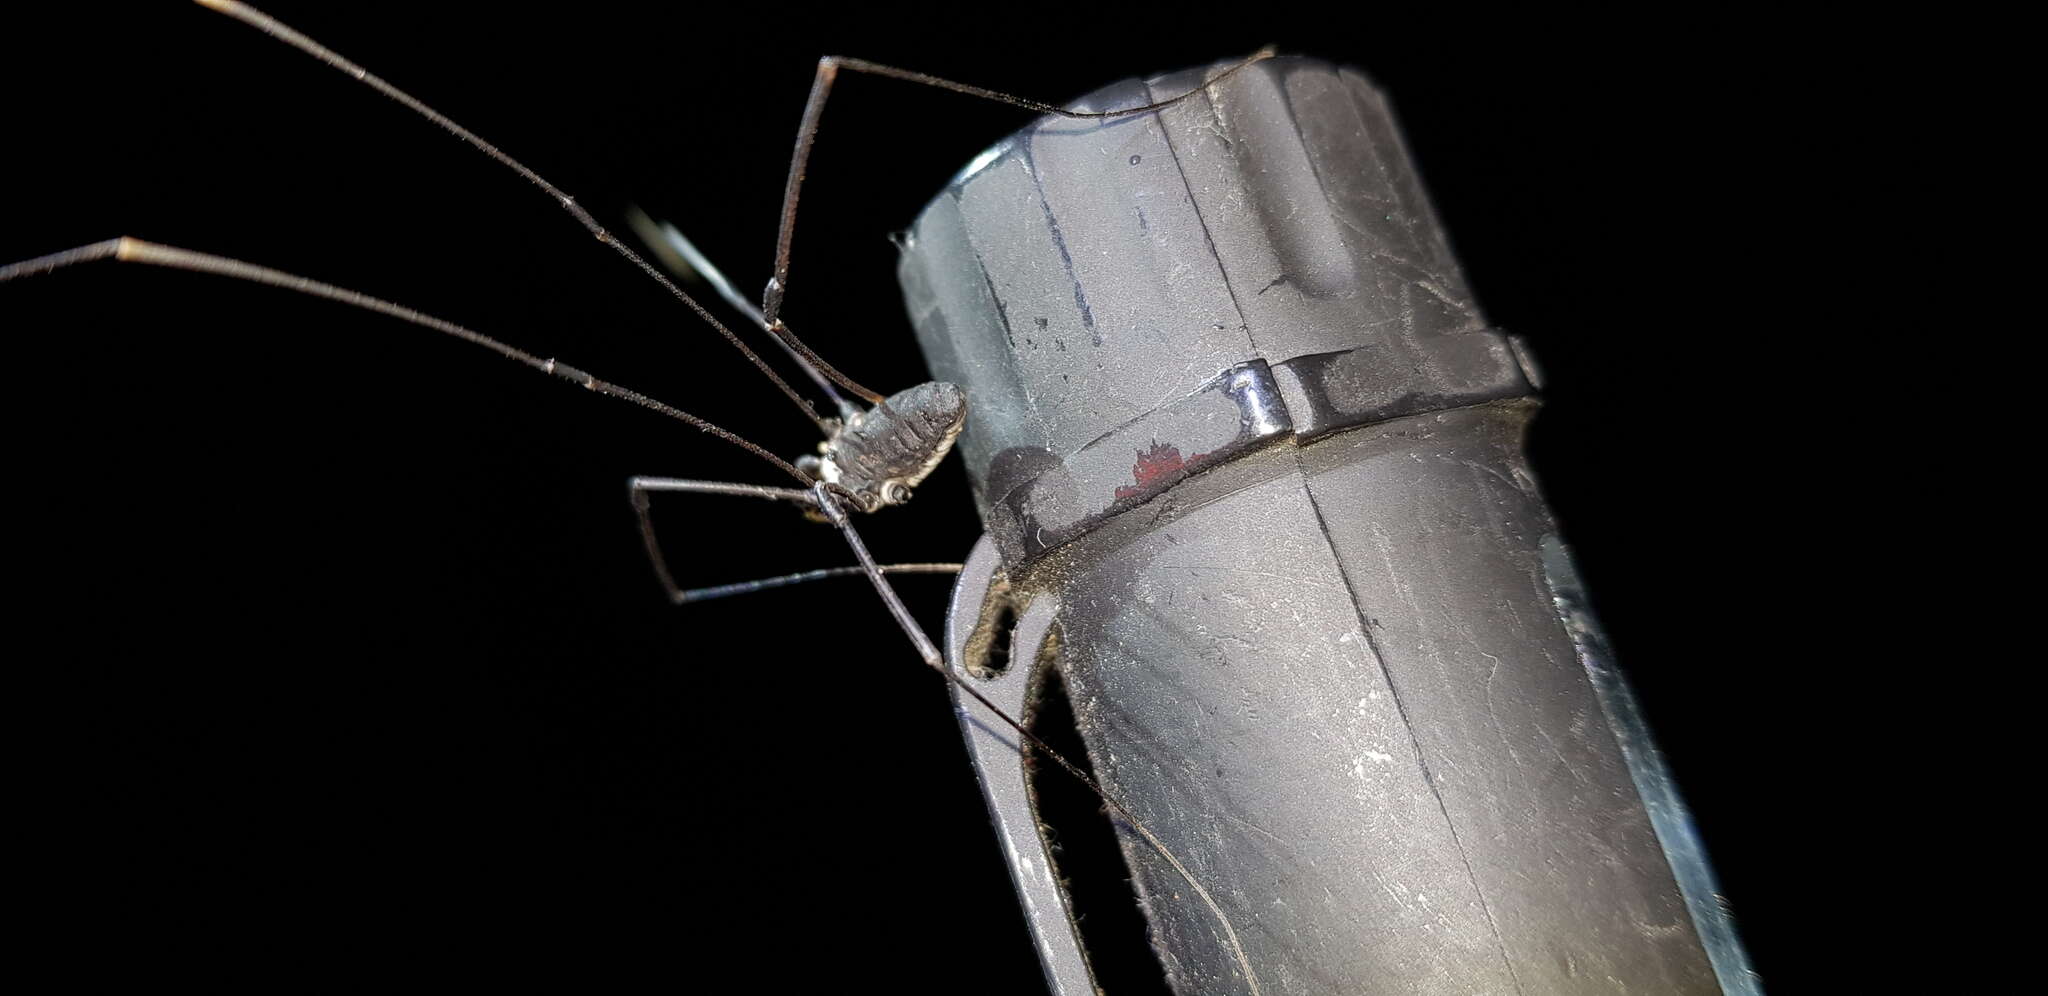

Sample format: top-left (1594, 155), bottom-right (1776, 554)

top-left (898, 57), bottom-right (1756, 995)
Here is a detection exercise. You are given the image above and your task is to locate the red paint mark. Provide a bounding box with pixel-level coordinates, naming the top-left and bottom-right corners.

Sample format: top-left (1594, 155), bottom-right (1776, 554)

top-left (1114, 441), bottom-right (1208, 502)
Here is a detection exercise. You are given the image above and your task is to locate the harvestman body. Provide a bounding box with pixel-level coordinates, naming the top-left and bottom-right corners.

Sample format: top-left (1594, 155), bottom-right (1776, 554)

top-left (623, 210), bottom-right (971, 603)
top-left (2, 3), bottom-right (1277, 992)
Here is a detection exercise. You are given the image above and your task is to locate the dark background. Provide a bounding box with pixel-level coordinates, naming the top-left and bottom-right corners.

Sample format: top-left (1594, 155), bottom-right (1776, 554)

top-left (8, 4), bottom-right (1899, 989)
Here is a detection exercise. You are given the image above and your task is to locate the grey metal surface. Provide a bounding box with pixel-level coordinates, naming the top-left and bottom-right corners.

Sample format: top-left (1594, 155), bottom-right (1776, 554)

top-left (982, 359), bottom-right (1291, 564)
top-left (901, 55), bottom-right (1744, 995)
top-left (898, 56), bottom-right (1530, 537)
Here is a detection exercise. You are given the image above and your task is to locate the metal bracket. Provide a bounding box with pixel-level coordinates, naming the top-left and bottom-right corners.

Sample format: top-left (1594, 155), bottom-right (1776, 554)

top-left (942, 533), bottom-right (1098, 996)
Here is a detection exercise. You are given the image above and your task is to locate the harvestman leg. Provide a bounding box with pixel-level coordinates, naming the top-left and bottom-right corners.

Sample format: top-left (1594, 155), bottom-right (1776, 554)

top-left (16, 10), bottom-right (1271, 986)
top-left (628, 477), bottom-right (958, 605)
top-left (624, 209), bottom-right (862, 424)
top-left (195, 0), bottom-right (1273, 425)
top-left (191, 0), bottom-right (840, 434)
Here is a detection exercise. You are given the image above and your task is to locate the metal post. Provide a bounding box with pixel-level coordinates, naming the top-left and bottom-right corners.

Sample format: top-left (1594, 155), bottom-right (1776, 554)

top-left (898, 57), bottom-right (1757, 995)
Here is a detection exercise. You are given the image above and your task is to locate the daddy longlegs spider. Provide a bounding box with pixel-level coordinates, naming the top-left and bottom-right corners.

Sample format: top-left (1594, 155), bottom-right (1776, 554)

top-left (4, 3), bottom-right (1294, 991)
top-left (8, 3), bottom-right (1771, 990)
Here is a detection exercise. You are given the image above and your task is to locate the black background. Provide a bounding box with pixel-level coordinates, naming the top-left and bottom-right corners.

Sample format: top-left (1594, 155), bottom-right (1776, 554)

top-left (8, 3), bottom-right (1899, 990)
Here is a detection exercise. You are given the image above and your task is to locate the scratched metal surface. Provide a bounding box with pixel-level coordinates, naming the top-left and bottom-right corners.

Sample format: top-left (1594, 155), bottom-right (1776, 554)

top-left (905, 59), bottom-right (1736, 993)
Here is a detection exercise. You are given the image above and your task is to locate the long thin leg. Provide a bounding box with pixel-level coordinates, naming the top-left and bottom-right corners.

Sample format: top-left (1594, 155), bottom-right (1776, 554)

top-left (630, 476), bottom-right (952, 605)
top-left (191, 0), bottom-right (835, 433)
top-left (630, 477), bottom-right (814, 604)
top-left (806, 482), bottom-right (1265, 996)
top-left (624, 208), bottom-right (861, 422)
top-left (631, 477), bottom-right (819, 505)
top-left (665, 564), bottom-right (960, 606)
top-left (0, 239), bottom-right (809, 484)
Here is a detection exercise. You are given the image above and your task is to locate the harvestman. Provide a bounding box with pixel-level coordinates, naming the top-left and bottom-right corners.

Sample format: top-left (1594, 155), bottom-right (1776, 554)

top-left (0, 2), bottom-right (1281, 991)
